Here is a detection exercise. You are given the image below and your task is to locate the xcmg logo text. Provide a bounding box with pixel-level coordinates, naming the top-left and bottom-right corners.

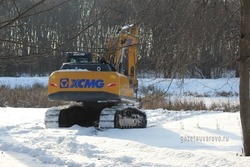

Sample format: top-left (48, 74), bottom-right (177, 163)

top-left (60, 78), bottom-right (104, 88)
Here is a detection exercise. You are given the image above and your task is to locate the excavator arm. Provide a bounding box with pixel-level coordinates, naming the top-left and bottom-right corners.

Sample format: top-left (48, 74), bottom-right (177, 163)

top-left (104, 26), bottom-right (139, 95)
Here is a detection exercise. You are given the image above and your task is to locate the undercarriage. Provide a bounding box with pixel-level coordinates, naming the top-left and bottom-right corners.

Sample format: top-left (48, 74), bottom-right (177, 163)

top-left (44, 103), bottom-right (147, 129)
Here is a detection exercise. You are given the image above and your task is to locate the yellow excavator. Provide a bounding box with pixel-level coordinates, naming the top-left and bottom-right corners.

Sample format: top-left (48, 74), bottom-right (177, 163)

top-left (45, 25), bottom-right (147, 129)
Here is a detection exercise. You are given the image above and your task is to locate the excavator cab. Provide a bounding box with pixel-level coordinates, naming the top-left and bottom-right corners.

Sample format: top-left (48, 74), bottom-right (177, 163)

top-left (66, 52), bottom-right (100, 63)
top-left (60, 52), bottom-right (113, 72)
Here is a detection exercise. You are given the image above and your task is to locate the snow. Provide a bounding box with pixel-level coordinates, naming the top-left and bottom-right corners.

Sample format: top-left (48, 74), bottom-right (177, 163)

top-left (0, 77), bottom-right (239, 95)
top-left (0, 76), bottom-right (248, 167)
top-left (121, 24), bottom-right (134, 30)
top-left (0, 108), bottom-right (248, 167)
top-left (139, 78), bottom-right (239, 96)
top-left (0, 77), bottom-right (48, 89)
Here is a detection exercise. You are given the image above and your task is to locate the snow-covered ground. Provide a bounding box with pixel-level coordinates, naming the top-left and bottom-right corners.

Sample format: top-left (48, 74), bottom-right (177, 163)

top-left (0, 77), bottom-right (247, 167)
top-left (0, 108), bottom-right (248, 167)
top-left (139, 78), bottom-right (239, 96)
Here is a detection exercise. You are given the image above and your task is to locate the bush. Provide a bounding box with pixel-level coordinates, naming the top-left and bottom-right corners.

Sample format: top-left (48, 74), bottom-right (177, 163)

top-left (0, 83), bottom-right (240, 112)
top-left (141, 94), bottom-right (207, 110)
top-left (209, 101), bottom-right (239, 112)
top-left (0, 84), bottom-right (66, 108)
top-left (140, 85), bottom-right (239, 112)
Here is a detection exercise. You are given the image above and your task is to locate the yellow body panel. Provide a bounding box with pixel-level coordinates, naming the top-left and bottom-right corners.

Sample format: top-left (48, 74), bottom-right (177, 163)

top-left (48, 26), bottom-right (139, 103)
top-left (48, 70), bottom-right (134, 102)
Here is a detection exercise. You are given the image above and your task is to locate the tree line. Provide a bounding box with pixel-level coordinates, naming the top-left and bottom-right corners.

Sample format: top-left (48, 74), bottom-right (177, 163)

top-left (0, 0), bottom-right (240, 78)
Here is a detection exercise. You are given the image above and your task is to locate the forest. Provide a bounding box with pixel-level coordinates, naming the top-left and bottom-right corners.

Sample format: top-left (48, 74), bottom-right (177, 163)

top-left (0, 0), bottom-right (240, 78)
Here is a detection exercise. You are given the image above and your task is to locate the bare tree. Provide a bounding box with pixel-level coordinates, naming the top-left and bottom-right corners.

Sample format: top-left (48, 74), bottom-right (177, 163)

top-left (0, 0), bottom-right (112, 76)
top-left (0, 0), bottom-right (74, 75)
top-left (0, 0), bottom-right (242, 77)
top-left (239, 0), bottom-right (250, 156)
